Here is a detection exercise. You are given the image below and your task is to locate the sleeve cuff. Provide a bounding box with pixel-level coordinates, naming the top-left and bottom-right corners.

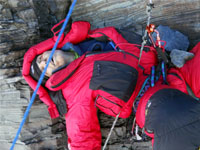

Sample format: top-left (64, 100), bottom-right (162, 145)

top-left (48, 105), bottom-right (60, 118)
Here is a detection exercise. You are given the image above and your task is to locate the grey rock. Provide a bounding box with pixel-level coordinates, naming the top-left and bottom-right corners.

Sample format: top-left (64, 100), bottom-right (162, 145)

top-left (0, 4), bottom-right (3, 11)
top-left (0, 42), bottom-right (13, 54)
top-left (0, 49), bottom-right (26, 68)
top-left (8, 0), bottom-right (20, 8)
top-left (17, 9), bottom-right (37, 22)
top-left (107, 144), bottom-right (132, 150)
top-left (170, 49), bottom-right (194, 68)
top-left (1, 8), bottom-right (13, 20)
top-left (0, 68), bottom-right (20, 78)
top-left (8, 0), bottom-right (30, 11)
top-left (72, 0), bottom-right (200, 47)
top-left (0, 0), bottom-right (72, 148)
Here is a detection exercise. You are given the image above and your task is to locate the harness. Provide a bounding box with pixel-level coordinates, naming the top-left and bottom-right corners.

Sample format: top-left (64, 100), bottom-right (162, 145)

top-left (131, 27), bottom-right (171, 142)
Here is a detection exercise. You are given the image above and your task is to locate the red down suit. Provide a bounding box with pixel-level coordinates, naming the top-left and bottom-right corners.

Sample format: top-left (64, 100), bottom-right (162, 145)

top-left (136, 42), bottom-right (200, 150)
top-left (23, 21), bottom-right (158, 149)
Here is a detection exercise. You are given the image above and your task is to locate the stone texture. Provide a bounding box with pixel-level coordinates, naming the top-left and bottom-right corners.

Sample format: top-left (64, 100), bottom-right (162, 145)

top-left (0, 77), bottom-right (31, 150)
top-left (0, 0), bottom-right (71, 55)
top-left (0, 49), bottom-right (25, 69)
top-left (72, 0), bottom-right (200, 47)
top-left (0, 76), bottom-right (68, 150)
top-left (170, 49), bottom-right (194, 68)
top-left (0, 1), bottom-right (72, 149)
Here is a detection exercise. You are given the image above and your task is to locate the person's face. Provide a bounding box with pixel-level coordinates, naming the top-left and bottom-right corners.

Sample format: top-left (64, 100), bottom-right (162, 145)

top-left (36, 50), bottom-right (74, 77)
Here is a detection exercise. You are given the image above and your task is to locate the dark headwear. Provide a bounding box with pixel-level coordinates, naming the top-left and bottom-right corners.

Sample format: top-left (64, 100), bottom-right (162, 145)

top-left (30, 56), bottom-right (49, 86)
top-left (30, 56), bottom-right (67, 116)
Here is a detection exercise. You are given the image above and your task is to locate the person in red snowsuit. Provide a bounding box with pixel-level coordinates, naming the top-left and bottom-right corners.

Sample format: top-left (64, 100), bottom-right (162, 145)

top-left (136, 42), bottom-right (200, 150)
top-left (23, 21), bottom-right (158, 149)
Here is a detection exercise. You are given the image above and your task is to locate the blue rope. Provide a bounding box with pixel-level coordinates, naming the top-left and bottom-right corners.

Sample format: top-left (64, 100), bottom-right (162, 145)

top-left (151, 66), bottom-right (155, 87)
top-left (10, 0), bottom-right (77, 149)
top-left (137, 76), bottom-right (150, 97)
top-left (161, 61), bottom-right (166, 82)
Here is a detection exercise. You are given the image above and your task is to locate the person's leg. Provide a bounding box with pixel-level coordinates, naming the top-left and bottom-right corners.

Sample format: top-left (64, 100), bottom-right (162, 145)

top-left (65, 104), bottom-right (102, 150)
top-left (153, 119), bottom-right (200, 150)
top-left (144, 88), bottom-right (200, 150)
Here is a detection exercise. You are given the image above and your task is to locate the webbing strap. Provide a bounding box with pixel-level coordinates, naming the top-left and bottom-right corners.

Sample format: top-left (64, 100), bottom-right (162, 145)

top-left (161, 61), bottom-right (168, 84)
top-left (10, 1), bottom-right (77, 149)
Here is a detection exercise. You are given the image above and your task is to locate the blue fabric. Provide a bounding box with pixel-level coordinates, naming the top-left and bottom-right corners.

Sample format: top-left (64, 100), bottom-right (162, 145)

top-left (61, 39), bottom-right (116, 56)
top-left (152, 25), bottom-right (189, 52)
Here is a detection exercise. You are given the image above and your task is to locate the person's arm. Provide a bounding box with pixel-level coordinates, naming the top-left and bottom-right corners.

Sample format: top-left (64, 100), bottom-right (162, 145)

top-left (179, 42), bottom-right (200, 98)
top-left (89, 26), bottom-right (128, 51)
top-left (65, 104), bottom-right (101, 150)
top-left (23, 68), bottom-right (59, 118)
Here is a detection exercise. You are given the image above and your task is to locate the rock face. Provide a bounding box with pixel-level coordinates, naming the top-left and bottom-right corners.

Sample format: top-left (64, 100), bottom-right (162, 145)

top-left (0, 0), bottom-right (199, 150)
top-left (0, 0), bottom-right (71, 149)
top-left (0, 0), bottom-right (71, 55)
top-left (71, 0), bottom-right (200, 47)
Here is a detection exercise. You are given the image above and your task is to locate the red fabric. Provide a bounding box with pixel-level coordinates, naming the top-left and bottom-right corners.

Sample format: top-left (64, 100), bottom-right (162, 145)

top-left (136, 85), bottom-right (174, 135)
top-left (61, 21), bottom-right (91, 45)
top-left (46, 50), bottom-right (156, 118)
top-left (22, 39), bottom-right (60, 118)
top-left (135, 42), bottom-right (200, 132)
top-left (135, 85), bottom-right (186, 146)
top-left (136, 54), bottom-right (200, 145)
top-left (179, 42), bottom-right (200, 98)
top-left (23, 21), bottom-right (158, 150)
top-left (135, 59), bottom-right (191, 130)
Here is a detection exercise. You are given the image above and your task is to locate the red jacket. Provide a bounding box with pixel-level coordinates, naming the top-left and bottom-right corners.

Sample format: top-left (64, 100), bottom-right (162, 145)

top-left (179, 42), bottom-right (200, 98)
top-left (23, 21), bottom-right (158, 149)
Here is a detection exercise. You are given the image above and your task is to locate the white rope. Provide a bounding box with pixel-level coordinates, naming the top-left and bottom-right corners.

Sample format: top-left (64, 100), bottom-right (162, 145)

top-left (102, 1), bottom-right (154, 149)
top-left (138, 0), bottom-right (154, 64)
top-left (135, 125), bottom-right (142, 140)
top-left (102, 112), bottom-right (120, 150)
